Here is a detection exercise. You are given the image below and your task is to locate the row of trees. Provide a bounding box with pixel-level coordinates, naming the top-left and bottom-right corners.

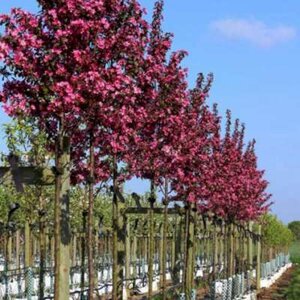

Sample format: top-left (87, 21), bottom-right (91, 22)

top-left (261, 214), bottom-right (293, 261)
top-left (288, 221), bottom-right (300, 241)
top-left (0, 0), bottom-right (271, 298)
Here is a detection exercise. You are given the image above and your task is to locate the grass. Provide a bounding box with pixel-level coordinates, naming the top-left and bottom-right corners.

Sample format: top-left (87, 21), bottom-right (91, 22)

top-left (281, 241), bottom-right (300, 299)
top-left (283, 266), bottom-right (300, 299)
top-left (290, 241), bottom-right (300, 264)
top-left (261, 241), bottom-right (300, 299)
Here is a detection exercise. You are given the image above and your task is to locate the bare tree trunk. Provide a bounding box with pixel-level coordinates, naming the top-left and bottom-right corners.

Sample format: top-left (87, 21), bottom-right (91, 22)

top-left (88, 142), bottom-right (95, 299)
top-left (112, 156), bottom-right (126, 300)
top-left (81, 210), bottom-right (87, 293)
top-left (39, 195), bottom-right (46, 299)
top-left (132, 231), bottom-right (137, 279)
top-left (183, 203), bottom-right (195, 298)
top-left (148, 180), bottom-right (155, 299)
top-left (25, 221), bottom-right (32, 296)
top-left (7, 235), bottom-right (12, 269)
top-left (94, 219), bottom-right (99, 286)
top-left (72, 234), bottom-right (77, 267)
top-left (112, 160), bottom-right (118, 300)
top-left (227, 223), bottom-right (234, 278)
top-left (256, 225), bottom-right (262, 290)
top-left (161, 178), bottom-right (168, 300)
top-left (54, 123), bottom-right (71, 300)
top-left (125, 222), bottom-right (131, 296)
top-left (212, 221), bottom-right (218, 282)
top-left (16, 230), bottom-right (20, 271)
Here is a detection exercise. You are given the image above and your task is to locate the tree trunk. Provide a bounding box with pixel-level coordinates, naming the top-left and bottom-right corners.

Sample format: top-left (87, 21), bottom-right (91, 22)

top-left (159, 224), bottom-right (164, 285)
top-left (171, 216), bottom-right (176, 283)
top-left (81, 210), bottom-right (87, 293)
top-left (148, 180), bottom-right (155, 299)
top-left (161, 179), bottom-right (168, 300)
top-left (16, 230), bottom-right (20, 271)
top-left (172, 214), bottom-right (181, 285)
top-left (50, 235), bottom-right (55, 269)
top-left (125, 222), bottom-right (131, 296)
top-left (228, 223), bottom-right (234, 278)
top-left (94, 219), bottom-right (99, 285)
top-left (5, 231), bottom-right (10, 300)
top-left (88, 143), bottom-right (95, 299)
top-left (132, 232), bottom-right (137, 279)
top-left (212, 222), bottom-right (218, 282)
top-left (112, 157), bottom-right (126, 300)
top-left (256, 225), bottom-right (262, 290)
top-left (54, 129), bottom-right (71, 300)
top-left (7, 235), bottom-right (12, 269)
top-left (72, 234), bottom-right (77, 267)
top-left (25, 221), bottom-right (32, 294)
top-left (39, 195), bottom-right (46, 299)
top-left (183, 203), bottom-right (195, 298)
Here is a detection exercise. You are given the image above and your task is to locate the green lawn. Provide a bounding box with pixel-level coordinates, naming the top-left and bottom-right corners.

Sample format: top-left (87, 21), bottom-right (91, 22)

top-left (290, 241), bottom-right (300, 264)
top-left (283, 241), bottom-right (300, 299)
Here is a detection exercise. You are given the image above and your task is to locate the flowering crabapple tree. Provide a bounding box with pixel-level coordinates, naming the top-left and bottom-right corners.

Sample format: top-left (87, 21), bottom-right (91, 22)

top-left (123, 1), bottom-right (189, 295)
top-left (63, 1), bottom-right (152, 296)
top-left (204, 110), bottom-right (271, 222)
top-left (171, 73), bottom-right (216, 207)
top-left (0, 0), bottom-right (155, 298)
top-left (169, 73), bottom-right (218, 294)
top-left (0, 0), bottom-right (273, 299)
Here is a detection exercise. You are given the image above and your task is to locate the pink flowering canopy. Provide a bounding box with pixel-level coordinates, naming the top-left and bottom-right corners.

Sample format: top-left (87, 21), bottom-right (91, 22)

top-left (124, 0), bottom-right (189, 188)
top-left (0, 0), bottom-right (155, 184)
top-left (171, 74), bottom-right (218, 204)
top-left (202, 110), bottom-right (271, 221)
top-left (0, 0), bottom-right (272, 221)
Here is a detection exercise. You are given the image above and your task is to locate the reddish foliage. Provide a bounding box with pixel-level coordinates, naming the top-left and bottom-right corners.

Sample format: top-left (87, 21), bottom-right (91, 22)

top-left (0, 0), bottom-right (271, 221)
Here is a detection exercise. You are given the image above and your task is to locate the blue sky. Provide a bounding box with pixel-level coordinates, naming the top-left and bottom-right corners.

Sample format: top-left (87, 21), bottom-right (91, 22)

top-left (1, 0), bottom-right (300, 223)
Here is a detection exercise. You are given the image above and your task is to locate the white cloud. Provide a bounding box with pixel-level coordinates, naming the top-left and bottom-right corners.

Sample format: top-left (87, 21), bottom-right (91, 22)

top-left (211, 19), bottom-right (297, 48)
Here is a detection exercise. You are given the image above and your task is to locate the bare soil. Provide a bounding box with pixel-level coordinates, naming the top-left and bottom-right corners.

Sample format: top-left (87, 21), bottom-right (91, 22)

top-left (257, 266), bottom-right (294, 300)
